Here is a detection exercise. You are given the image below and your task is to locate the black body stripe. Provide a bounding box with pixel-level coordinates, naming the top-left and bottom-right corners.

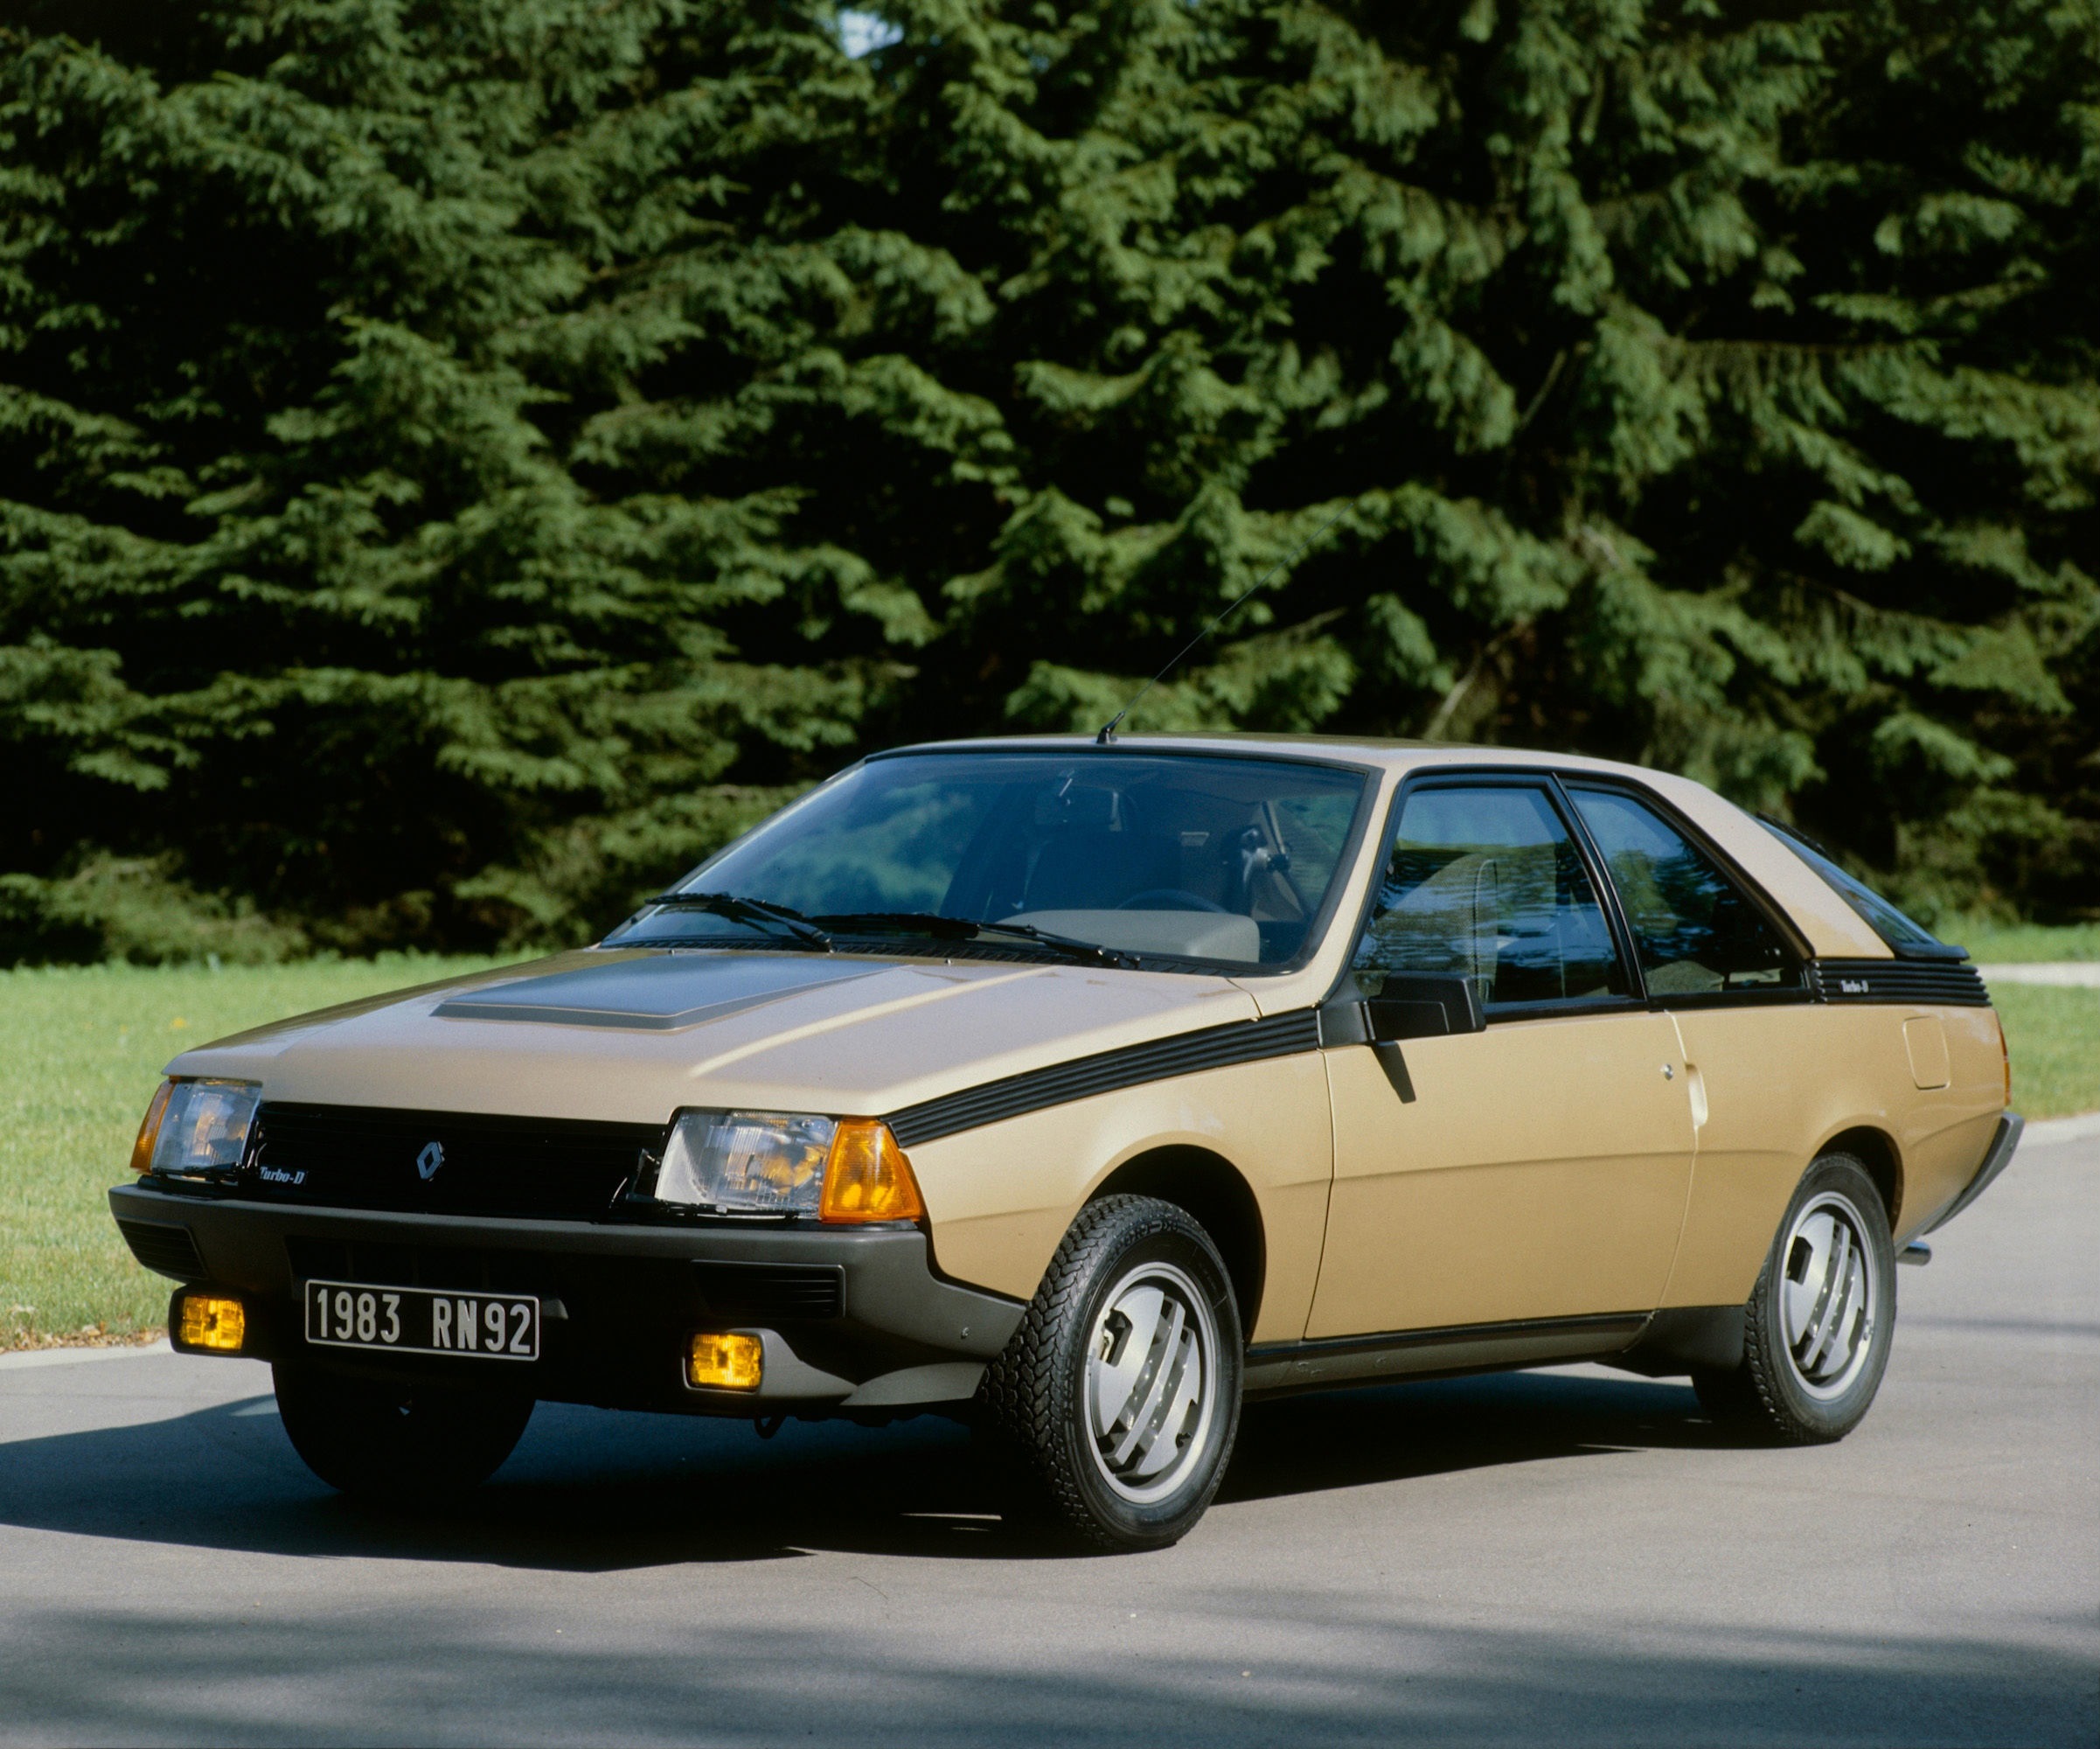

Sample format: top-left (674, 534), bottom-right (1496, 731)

top-left (885, 1009), bottom-right (1321, 1148)
top-left (1809, 958), bottom-right (1989, 1007)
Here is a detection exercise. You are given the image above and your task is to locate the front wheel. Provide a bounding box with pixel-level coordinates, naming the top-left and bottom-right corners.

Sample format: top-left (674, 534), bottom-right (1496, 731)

top-left (977, 1195), bottom-right (1242, 1551)
top-left (274, 1363), bottom-right (534, 1501)
top-left (1693, 1152), bottom-right (1896, 1443)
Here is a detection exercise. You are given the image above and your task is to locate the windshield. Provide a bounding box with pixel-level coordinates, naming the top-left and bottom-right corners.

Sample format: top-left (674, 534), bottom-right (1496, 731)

top-left (604, 750), bottom-right (1371, 968)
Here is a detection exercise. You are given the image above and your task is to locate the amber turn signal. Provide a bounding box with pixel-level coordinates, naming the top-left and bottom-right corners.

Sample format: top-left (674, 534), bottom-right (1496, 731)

top-left (130, 1081), bottom-right (174, 1174)
top-left (687, 1331), bottom-right (763, 1390)
top-left (819, 1118), bottom-right (924, 1224)
top-left (176, 1293), bottom-right (246, 1353)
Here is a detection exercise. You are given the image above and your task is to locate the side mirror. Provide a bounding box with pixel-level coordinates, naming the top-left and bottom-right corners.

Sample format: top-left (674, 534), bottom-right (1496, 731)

top-left (1317, 974), bottom-right (1484, 1049)
top-left (1366, 975), bottom-right (1484, 1040)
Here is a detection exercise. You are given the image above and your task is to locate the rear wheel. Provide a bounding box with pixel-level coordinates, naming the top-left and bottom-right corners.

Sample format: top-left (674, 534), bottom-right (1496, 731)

top-left (274, 1363), bottom-right (533, 1501)
top-left (1693, 1153), bottom-right (1895, 1443)
top-left (977, 1195), bottom-right (1241, 1551)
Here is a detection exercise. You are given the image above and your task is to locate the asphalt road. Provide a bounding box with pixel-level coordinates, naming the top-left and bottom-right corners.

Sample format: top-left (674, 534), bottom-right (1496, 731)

top-left (3, 1125), bottom-right (2095, 1748)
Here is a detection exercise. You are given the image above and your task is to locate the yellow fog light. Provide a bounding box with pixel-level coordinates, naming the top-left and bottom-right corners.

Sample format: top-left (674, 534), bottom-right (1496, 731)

top-left (177, 1293), bottom-right (247, 1353)
top-left (687, 1331), bottom-right (763, 1390)
top-left (819, 1119), bottom-right (924, 1224)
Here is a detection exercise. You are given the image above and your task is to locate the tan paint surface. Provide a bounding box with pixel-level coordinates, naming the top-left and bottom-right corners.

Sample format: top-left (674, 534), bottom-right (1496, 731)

top-left (168, 955), bottom-right (1257, 1129)
top-left (1895, 1003), bottom-right (2006, 1236)
top-left (1307, 1011), bottom-right (1695, 1336)
top-left (910, 1052), bottom-right (1334, 1345)
top-left (1661, 1003), bottom-right (2006, 1308)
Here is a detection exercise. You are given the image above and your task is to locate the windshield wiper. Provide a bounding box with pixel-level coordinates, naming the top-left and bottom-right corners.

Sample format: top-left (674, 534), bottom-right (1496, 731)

top-left (810, 911), bottom-right (1139, 969)
top-left (974, 919), bottom-right (1144, 968)
top-left (638, 891), bottom-right (832, 951)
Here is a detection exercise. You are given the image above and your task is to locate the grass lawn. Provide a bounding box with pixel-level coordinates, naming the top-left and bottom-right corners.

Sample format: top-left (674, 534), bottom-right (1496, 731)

top-left (2, 958), bottom-right (504, 1349)
top-left (3, 950), bottom-right (2094, 1349)
top-left (1994, 983), bottom-right (2100, 1126)
top-left (1951, 919), bottom-right (2100, 962)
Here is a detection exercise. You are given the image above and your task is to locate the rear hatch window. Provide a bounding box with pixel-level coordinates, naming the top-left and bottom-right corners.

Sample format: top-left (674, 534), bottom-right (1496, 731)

top-left (1760, 820), bottom-right (1967, 960)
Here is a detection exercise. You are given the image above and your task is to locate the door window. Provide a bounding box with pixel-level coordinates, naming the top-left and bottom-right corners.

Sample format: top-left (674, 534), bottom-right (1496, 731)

top-left (1568, 787), bottom-right (1800, 995)
top-left (1352, 784), bottom-right (1628, 1011)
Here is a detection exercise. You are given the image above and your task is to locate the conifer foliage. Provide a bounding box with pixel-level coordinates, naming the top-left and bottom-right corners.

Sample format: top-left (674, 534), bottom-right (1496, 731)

top-left (1, 1), bottom-right (2092, 958)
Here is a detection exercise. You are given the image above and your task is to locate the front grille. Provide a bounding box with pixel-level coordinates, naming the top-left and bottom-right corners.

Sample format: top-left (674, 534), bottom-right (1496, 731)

top-left (247, 1103), bottom-right (666, 1221)
top-left (117, 1219), bottom-right (205, 1280)
top-left (695, 1262), bottom-right (844, 1321)
top-left (1810, 958), bottom-right (1990, 1007)
top-left (284, 1237), bottom-right (560, 1293)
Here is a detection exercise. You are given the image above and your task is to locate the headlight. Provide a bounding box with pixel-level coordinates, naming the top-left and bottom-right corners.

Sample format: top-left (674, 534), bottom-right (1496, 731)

top-left (655, 1111), bottom-right (834, 1215)
top-left (133, 1079), bottom-right (261, 1178)
top-left (652, 1111), bottom-right (923, 1223)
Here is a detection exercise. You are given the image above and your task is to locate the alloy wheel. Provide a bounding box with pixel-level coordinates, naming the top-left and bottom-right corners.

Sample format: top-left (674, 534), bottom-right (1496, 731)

top-left (1779, 1190), bottom-right (1880, 1399)
top-left (1084, 1259), bottom-right (1220, 1504)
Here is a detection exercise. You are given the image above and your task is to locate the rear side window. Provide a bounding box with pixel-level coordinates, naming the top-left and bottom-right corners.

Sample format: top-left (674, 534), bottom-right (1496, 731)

top-left (1352, 784), bottom-right (1628, 1010)
top-left (1568, 788), bottom-right (1800, 995)
top-left (1759, 819), bottom-right (1950, 953)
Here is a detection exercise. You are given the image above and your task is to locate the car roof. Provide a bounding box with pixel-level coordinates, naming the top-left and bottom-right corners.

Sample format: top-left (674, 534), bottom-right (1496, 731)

top-left (874, 731), bottom-right (1655, 782)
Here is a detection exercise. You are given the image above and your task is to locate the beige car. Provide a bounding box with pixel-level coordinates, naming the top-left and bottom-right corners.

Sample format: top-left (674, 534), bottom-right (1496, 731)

top-left (111, 735), bottom-right (2020, 1549)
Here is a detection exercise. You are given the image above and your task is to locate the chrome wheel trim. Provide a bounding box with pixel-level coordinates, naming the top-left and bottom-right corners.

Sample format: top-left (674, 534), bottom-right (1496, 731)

top-left (1779, 1190), bottom-right (1880, 1400)
top-left (1083, 1259), bottom-right (1220, 1506)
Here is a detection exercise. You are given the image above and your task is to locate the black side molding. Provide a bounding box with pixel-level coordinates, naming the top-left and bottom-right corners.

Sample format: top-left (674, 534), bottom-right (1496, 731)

top-left (1245, 1310), bottom-right (1647, 1394)
top-left (887, 975), bottom-right (1489, 1149)
top-left (1925, 1111), bottom-right (2023, 1235)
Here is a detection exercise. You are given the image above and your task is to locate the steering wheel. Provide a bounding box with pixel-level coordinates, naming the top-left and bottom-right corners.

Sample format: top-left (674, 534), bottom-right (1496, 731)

top-left (1116, 888), bottom-right (1230, 913)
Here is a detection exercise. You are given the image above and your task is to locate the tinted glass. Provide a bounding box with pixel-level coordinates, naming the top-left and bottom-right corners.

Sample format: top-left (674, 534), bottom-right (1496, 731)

top-left (1570, 789), bottom-right (1799, 994)
top-left (1352, 785), bottom-right (1626, 1009)
top-left (606, 752), bottom-right (1367, 967)
top-left (1759, 819), bottom-right (1945, 951)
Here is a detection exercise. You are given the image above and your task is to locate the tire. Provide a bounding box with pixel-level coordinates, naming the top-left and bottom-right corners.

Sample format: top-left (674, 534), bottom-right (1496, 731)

top-left (274, 1362), bottom-right (534, 1501)
top-left (977, 1195), bottom-right (1242, 1552)
top-left (1692, 1152), bottom-right (1896, 1444)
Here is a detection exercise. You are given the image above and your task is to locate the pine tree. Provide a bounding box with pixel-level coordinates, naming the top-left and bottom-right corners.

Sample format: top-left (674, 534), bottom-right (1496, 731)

top-left (905, 0), bottom-right (2098, 919)
top-left (0, 0), bottom-right (993, 956)
top-left (1, 1), bottom-right (2092, 961)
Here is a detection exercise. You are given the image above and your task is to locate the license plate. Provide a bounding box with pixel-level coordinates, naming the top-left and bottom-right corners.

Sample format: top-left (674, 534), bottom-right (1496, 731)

top-left (303, 1279), bottom-right (539, 1361)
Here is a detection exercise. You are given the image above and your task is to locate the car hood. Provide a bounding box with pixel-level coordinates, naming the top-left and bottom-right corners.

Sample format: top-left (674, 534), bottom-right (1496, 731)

top-left (165, 948), bottom-right (1263, 1125)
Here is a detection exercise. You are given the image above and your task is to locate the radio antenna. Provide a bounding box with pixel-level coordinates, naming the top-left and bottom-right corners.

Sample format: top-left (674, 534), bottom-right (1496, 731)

top-left (1095, 498), bottom-right (1356, 745)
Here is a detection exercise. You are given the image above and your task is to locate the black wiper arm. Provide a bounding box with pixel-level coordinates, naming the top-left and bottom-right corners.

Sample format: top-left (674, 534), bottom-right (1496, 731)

top-left (812, 911), bottom-right (1140, 969)
top-left (641, 891), bottom-right (832, 950)
top-left (973, 919), bottom-right (1140, 968)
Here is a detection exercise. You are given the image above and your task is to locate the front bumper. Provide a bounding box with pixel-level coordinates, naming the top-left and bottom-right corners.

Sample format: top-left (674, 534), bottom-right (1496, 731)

top-left (110, 1181), bottom-right (1023, 1417)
